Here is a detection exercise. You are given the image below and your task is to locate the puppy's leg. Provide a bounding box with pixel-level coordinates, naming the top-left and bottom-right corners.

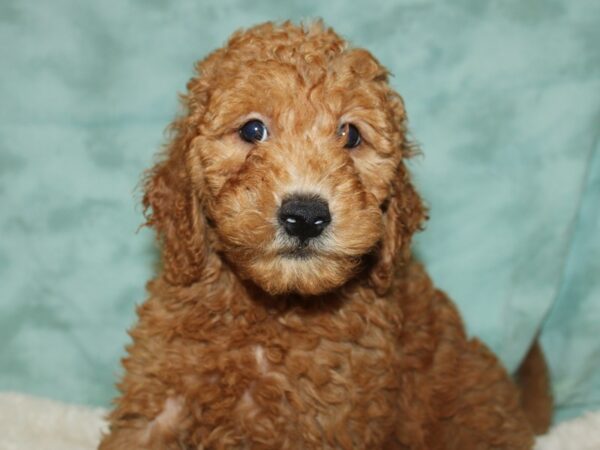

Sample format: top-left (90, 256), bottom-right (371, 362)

top-left (397, 290), bottom-right (538, 450)
top-left (427, 338), bottom-right (536, 450)
top-left (515, 338), bottom-right (553, 434)
top-left (99, 429), bottom-right (183, 450)
top-left (98, 397), bottom-right (187, 450)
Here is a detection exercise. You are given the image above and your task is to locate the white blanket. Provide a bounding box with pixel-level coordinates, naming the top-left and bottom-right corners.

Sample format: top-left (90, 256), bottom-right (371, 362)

top-left (1, 392), bottom-right (598, 450)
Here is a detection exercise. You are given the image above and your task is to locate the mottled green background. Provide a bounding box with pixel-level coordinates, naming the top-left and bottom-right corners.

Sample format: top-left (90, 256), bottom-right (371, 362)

top-left (0, 0), bottom-right (598, 422)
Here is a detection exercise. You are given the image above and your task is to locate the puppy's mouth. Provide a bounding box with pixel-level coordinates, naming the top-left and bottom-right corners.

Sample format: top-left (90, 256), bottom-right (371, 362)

top-left (274, 224), bottom-right (328, 260)
top-left (278, 246), bottom-right (315, 260)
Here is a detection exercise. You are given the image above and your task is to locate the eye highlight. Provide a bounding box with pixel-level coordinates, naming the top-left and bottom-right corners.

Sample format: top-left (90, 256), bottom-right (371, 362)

top-left (239, 119), bottom-right (268, 143)
top-left (338, 123), bottom-right (361, 149)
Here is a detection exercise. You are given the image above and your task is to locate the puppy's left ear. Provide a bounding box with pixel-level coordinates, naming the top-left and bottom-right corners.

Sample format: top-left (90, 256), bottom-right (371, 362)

top-left (370, 92), bottom-right (428, 294)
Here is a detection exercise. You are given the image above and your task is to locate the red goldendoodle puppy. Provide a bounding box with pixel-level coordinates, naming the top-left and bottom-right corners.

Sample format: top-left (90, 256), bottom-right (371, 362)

top-left (100, 21), bottom-right (552, 449)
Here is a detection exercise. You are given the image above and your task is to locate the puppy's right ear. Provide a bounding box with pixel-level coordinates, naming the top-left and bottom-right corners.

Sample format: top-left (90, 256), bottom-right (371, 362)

top-left (142, 98), bottom-right (208, 286)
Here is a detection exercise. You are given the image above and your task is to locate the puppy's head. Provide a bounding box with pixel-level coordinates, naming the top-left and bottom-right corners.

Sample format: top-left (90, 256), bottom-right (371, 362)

top-left (144, 21), bottom-right (425, 296)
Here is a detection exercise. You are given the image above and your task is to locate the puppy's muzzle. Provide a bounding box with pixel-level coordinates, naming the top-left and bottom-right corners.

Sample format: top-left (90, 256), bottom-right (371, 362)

top-left (278, 194), bottom-right (331, 244)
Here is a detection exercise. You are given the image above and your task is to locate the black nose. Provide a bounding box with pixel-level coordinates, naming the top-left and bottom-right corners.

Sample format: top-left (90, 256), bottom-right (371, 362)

top-left (278, 195), bottom-right (331, 243)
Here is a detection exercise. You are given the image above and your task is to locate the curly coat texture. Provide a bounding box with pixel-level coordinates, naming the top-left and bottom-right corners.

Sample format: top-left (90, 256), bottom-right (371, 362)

top-left (100, 21), bottom-right (552, 450)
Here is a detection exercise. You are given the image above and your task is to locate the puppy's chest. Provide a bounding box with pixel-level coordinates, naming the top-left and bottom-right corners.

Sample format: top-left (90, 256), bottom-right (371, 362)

top-left (176, 299), bottom-right (404, 447)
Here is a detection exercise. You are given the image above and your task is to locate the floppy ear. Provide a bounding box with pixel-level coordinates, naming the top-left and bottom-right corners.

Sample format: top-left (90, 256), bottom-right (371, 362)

top-left (369, 93), bottom-right (428, 295)
top-left (142, 99), bottom-right (208, 286)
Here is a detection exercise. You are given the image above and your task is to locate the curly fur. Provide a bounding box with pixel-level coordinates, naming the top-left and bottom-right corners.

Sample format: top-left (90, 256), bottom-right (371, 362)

top-left (99, 21), bottom-right (552, 450)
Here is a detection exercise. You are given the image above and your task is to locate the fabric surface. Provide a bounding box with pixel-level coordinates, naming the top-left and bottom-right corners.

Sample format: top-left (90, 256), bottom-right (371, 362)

top-left (0, 0), bottom-right (598, 422)
top-left (1, 391), bottom-right (599, 450)
top-left (0, 392), bottom-right (107, 450)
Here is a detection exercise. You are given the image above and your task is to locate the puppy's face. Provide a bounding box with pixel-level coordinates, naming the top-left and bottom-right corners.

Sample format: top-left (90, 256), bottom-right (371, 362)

top-left (150, 23), bottom-right (422, 295)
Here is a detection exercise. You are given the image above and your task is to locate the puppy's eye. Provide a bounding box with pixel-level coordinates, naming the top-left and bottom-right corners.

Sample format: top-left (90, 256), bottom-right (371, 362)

top-left (239, 120), bottom-right (268, 143)
top-left (338, 123), bottom-right (361, 149)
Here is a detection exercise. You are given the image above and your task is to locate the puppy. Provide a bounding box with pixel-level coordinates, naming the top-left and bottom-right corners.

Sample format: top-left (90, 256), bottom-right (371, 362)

top-left (100, 21), bottom-right (551, 450)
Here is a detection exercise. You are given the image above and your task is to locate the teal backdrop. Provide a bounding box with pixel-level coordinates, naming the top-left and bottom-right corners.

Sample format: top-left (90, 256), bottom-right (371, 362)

top-left (0, 0), bottom-right (598, 423)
